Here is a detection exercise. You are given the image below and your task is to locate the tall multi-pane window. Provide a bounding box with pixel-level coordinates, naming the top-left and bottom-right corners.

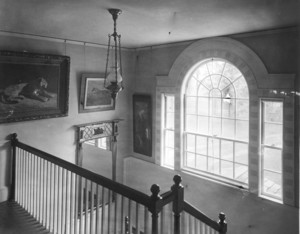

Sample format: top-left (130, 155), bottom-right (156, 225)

top-left (260, 100), bottom-right (283, 201)
top-left (162, 94), bottom-right (175, 168)
top-left (184, 58), bottom-right (249, 186)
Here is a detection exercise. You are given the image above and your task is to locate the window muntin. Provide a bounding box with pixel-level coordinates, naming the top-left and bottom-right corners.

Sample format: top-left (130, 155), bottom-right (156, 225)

top-left (260, 100), bottom-right (283, 201)
top-left (183, 58), bottom-right (249, 185)
top-left (162, 94), bottom-right (175, 168)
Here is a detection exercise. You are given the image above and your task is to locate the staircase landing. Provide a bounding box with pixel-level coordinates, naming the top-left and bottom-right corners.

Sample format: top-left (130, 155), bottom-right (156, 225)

top-left (0, 201), bottom-right (50, 234)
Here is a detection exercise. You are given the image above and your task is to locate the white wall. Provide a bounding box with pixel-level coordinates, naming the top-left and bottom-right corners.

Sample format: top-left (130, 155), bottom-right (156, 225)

top-left (0, 34), bottom-right (136, 202)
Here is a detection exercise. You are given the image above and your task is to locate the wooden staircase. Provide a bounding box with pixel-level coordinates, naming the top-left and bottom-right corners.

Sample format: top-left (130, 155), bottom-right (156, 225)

top-left (6, 133), bottom-right (227, 234)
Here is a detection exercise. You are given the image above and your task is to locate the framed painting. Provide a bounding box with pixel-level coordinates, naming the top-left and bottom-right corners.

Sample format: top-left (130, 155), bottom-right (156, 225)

top-left (0, 51), bottom-right (70, 124)
top-left (133, 94), bottom-right (152, 157)
top-left (79, 74), bottom-right (115, 113)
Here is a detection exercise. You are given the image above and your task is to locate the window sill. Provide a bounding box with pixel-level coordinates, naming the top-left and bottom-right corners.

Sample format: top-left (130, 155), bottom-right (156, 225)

top-left (181, 167), bottom-right (249, 190)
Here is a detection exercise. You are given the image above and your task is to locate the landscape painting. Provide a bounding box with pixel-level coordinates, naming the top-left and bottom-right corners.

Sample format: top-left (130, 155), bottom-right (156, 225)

top-left (79, 74), bottom-right (115, 113)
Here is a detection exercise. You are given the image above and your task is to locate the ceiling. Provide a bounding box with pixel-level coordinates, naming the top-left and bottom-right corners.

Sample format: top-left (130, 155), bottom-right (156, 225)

top-left (0, 0), bottom-right (299, 48)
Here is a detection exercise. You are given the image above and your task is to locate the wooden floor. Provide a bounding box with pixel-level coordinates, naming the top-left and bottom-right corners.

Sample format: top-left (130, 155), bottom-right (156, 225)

top-left (0, 201), bottom-right (51, 234)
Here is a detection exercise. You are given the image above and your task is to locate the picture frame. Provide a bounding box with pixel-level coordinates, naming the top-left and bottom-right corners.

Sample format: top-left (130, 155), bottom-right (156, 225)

top-left (0, 51), bottom-right (70, 124)
top-left (79, 74), bottom-right (115, 113)
top-left (133, 94), bottom-right (152, 157)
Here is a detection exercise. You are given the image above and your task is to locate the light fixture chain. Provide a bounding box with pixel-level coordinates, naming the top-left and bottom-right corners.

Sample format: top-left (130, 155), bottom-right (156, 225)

top-left (104, 35), bottom-right (111, 87)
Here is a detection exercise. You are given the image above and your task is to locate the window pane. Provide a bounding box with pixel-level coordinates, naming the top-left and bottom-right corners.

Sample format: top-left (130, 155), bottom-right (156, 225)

top-left (223, 63), bottom-right (242, 82)
top-left (196, 155), bottom-right (207, 171)
top-left (221, 160), bottom-right (233, 178)
top-left (165, 148), bottom-right (174, 167)
top-left (208, 157), bottom-right (220, 174)
top-left (196, 136), bottom-right (207, 155)
top-left (186, 78), bottom-right (198, 96)
top-left (222, 99), bottom-right (235, 119)
top-left (186, 115), bottom-right (197, 132)
top-left (198, 97), bottom-right (209, 115)
top-left (263, 170), bottom-right (282, 199)
top-left (210, 97), bottom-right (221, 117)
top-left (186, 97), bottom-right (197, 114)
top-left (234, 78), bottom-right (249, 98)
top-left (198, 85), bottom-right (209, 97)
top-left (221, 140), bottom-right (233, 161)
top-left (219, 76), bottom-right (231, 90)
top-left (209, 117), bottom-right (221, 136)
top-left (166, 96), bottom-right (175, 112)
top-left (208, 138), bottom-right (220, 158)
top-left (207, 60), bottom-right (225, 74)
top-left (195, 64), bottom-right (209, 82)
top-left (263, 148), bottom-right (282, 172)
top-left (236, 120), bottom-right (249, 141)
top-left (186, 134), bottom-right (195, 152)
top-left (264, 123), bottom-right (282, 148)
top-left (202, 77), bottom-right (213, 89)
top-left (264, 102), bottom-right (283, 123)
top-left (211, 75), bottom-right (221, 88)
top-left (166, 113), bottom-right (174, 129)
top-left (236, 100), bottom-right (249, 120)
top-left (222, 119), bottom-right (235, 139)
top-left (165, 130), bottom-right (174, 148)
top-left (186, 152), bottom-right (196, 168)
top-left (235, 143), bottom-right (248, 165)
top-left (197, 116), bottom-right (209, 134)
top-left (235, 164), bottom-right (248, 183)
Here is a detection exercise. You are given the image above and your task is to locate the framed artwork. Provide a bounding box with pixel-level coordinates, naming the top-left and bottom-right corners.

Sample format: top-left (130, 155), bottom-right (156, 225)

top-left (79, 74), bottom-right (115, 113)
top-left (133, 94), bottom-right (152, 157)
top-left (0, 51), bottom-right (70, 124)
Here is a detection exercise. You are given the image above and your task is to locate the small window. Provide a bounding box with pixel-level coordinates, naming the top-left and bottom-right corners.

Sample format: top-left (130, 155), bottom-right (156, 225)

top-left (162, 94), bottom-right (175, 168)
top-left (260, 100), bottom-right (283, 202)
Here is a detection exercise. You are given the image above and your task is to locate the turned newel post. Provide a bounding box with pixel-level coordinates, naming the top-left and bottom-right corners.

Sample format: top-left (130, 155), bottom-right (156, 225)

top-left (10, 133), bottom-right (18, 201)
top-left (149, 184), bottom-right (162, 234)
top-left (218, 212), bottom-right (227, 234)
top-left (171, 175), bottom-right (184, 234)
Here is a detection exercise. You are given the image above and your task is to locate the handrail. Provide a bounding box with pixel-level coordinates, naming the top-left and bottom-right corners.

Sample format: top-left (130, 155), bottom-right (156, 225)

top-left (10, 133), bottom-right (227, 234)
top-left (13, 139), bottom-right (151, 207)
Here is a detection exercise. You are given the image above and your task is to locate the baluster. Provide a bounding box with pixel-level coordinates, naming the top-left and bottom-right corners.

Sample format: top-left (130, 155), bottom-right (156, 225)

top-left (10, 133), bottom-right (17, 201)
top-left (74, 174), bottom-right (79, 234)
top-left (91, 182), bottom-right (95, 234)
top-left (171, 175), bottom-right (184, 234)
top-left (125, 216), bottom-right (129, 234)
top-left (128, 199), bottom-right (132, 233)
top-left (136, 203), bottom-right (140, 234)
top-left (101, 187), bottom-right (105, 234)
top-left (70, 172), bottom-right (75, 234)
top-left (121, 196), bottom-right (125, 234)
top-left (114, 193), bottom-right (118, 234)
top-left (33, 155), bottom-right (37, 218)
top-left (84, 179), bottom-right (89, 234)
top-left (144, 206), bottom-right (149, 234)
top-left (107, 189), bottom-right (112, 234)
top-left (95, 185), bottom-right (100, 234)
top-left (218, 212), bottom-right (227, 234)
top-left (61, 168), bottom-right (66, 234)
top-left (149, 184), bottom-right (162, 234)
top-left (49, 163), bottom-right (54, 233)
top-left (80, 176), bottom-right (84, 234)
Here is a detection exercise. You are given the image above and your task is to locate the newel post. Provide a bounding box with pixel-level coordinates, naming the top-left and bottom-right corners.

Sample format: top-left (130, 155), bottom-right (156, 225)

top-left (148, 184), bottom-right (162, 234)
top-left (9, 133), bottom-right (18, 201)
top-left (218, 212), bottom-right (227, 234)
top-left (171, 175), bottom-right (184, 234)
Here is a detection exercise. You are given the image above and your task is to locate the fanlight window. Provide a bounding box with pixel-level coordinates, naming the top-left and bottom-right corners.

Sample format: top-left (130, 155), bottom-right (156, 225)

top-left (184, 58), bottom-right (249, 185)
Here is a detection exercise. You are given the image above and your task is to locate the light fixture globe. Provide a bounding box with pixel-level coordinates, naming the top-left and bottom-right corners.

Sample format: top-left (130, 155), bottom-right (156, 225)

top-left (104, 8), bottom-right (124, 100)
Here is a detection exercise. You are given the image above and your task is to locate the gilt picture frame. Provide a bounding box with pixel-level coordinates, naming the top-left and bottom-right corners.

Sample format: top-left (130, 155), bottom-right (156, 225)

top-left (0, 51), bottom-right (70, 124)
top-left (79, 74), bottom-right (115, 113)
top-left (133, 94), bottom-right (152, 157)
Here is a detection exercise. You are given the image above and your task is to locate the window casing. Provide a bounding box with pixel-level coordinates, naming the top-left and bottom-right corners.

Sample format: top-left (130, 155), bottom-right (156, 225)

top-left (183, 58), bottom-right (249, 186)
top-left (260, 100), bottom-right (283, 202)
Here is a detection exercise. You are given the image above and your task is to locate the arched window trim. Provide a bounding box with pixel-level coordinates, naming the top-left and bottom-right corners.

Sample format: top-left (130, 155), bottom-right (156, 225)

top-left (155, 37), bottom-right (296, 206)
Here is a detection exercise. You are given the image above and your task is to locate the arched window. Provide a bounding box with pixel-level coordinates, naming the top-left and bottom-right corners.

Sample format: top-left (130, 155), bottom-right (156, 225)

top-left (183, 58), bottom-right (249, 185)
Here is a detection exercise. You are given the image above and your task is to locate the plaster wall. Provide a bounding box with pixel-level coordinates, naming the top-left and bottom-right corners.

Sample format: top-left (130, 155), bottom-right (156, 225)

top-left (0, 34), bottom-right (135, 202)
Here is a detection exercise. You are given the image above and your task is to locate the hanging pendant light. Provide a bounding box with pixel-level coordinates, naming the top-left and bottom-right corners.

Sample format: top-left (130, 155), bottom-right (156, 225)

top-left (104, 8), bottom-right (124, 100)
